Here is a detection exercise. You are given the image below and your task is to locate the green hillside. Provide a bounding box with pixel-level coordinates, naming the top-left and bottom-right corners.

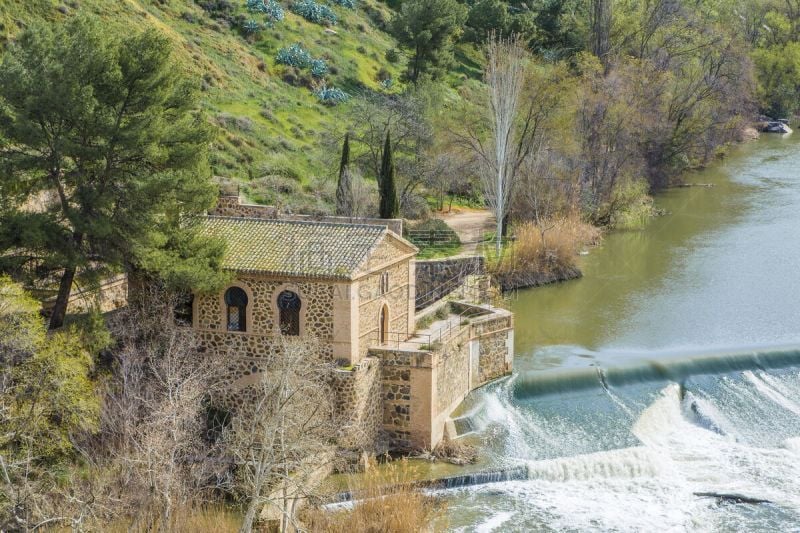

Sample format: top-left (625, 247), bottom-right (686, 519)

top-left (0, 0), bottom-right (458, 208)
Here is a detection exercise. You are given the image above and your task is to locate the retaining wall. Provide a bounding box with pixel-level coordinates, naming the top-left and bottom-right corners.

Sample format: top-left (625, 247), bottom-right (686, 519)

top-left (414, 256), bottom-right (485, 310)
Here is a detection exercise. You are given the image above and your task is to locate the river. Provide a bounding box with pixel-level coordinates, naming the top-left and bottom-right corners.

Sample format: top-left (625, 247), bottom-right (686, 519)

top-left (440, 134), bottom-right (800, 531)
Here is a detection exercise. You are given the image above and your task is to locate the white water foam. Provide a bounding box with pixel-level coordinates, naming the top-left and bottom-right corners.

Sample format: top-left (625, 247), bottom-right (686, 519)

top-left (446, 378), bottom-right (800, 532)
top-left (743, 370), bottom-right (800, 416)
top-left (525, 446), bottom-right (662, 482)
top-left (473, 511), bottom-right (514, 533)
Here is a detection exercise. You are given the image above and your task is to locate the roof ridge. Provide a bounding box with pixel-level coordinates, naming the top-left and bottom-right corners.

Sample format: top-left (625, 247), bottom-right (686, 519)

top-left (203, 214), bottom-right (389, 232)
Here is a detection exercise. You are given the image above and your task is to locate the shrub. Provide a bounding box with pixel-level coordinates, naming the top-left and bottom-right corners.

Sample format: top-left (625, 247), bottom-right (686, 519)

top-left (356, 45), bottom-right (367, 54)
top-left (330, 0), bottom-right (356, 8)
top-left (315, 85), bottom-right (350, 105)
top-left (310, 57), bottom-right (329, 77)
top-left (198, 0), bottom-right (235, 17)
top-left (405, 218), bottom-right (460, 247)
top-left (385, 48), bottom-right (400, 63)
top-left (215, 113), bottom-right (254, 132)
top-left (246, 0), bottom-right (285, 26)
top-left (491, 218), bottom-right (602, 277)
top-left (276, 43), bottom-right (312, 68)
top-left (376, 66), bottom-right (391, 81)
top-left (380, 78), bottom-right (394, 90)
top-left (290, 0), bottom-right (337, 25)
top-left (241, 19), bottom-right (261, 34)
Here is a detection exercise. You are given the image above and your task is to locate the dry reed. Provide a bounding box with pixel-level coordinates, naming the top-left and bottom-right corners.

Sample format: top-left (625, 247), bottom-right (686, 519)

top-left (492, 218), bottom-right (601, 275)
top-left (303, 459), bottom-right (445, 533)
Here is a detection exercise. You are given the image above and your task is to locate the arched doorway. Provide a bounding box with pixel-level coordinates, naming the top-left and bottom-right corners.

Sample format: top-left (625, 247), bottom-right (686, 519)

top-left (379, 304), bottom-right (389, 345)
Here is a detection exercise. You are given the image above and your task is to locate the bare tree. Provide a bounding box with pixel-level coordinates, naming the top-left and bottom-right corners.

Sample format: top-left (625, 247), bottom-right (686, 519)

top-left (484, 33), bottom-right (527, 254)
top-left (223, 336), bottom-right (335, 533)
top-left (97, 284), bottom-right (224, 530)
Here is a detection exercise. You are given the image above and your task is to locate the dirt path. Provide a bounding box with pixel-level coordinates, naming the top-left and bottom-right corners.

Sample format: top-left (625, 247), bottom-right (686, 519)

top-left (437, 208), bottom-right (494, 256)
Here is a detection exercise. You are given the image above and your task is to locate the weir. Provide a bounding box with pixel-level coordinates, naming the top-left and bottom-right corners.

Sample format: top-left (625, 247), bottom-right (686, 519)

top-left (513, 346), bottom-right (800, 398)
top-left (327, 465), bottom-right (529, 503)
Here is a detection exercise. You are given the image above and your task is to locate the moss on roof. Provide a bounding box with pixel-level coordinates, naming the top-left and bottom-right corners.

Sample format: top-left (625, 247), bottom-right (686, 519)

top-left (201, 216), bottom-right (390, 279)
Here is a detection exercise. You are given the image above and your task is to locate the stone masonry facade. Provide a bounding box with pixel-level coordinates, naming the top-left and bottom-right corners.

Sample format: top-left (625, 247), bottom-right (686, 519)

top-left (369, 305), bottom-right (514, 450)
top-left (185, 196), bottom-right (513, 455)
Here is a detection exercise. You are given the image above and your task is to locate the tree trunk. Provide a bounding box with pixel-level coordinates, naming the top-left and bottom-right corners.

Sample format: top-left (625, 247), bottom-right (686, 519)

top-left (49, 265), bottom-right (76, 330)
top-left (591, 0), bottom-right (612, 72)
top-left (240, 500), bottom-right (259, 533)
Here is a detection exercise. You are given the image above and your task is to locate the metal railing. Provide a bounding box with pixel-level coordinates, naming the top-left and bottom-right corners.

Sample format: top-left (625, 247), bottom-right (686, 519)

top-left (378, 300), bottom-right (495, 352)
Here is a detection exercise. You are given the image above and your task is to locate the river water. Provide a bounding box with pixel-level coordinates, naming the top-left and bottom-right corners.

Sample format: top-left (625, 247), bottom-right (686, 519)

top-left (441, 135), bottom-right (800, 531)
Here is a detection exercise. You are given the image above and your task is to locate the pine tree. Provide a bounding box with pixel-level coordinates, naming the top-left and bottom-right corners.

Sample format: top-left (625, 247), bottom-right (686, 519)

top-left (335, 133), bottom-right (353, 216)
top-left (0, 17), bottom-right (226, 329)
top-left (378, 132), bottom-right (399, 219)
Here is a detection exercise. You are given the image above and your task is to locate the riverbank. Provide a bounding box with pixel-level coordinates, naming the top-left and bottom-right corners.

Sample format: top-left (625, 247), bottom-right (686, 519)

top-left (440, 134), bottom-right (800, 531)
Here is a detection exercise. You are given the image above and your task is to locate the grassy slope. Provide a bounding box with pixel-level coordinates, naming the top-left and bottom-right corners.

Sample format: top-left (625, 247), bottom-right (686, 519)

top-left (0, 0), bottom-right (416, 209)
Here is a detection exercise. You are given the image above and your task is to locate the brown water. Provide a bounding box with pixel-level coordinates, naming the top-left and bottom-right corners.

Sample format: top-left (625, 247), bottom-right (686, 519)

top-left (510, 134), bottom-right (800, 372)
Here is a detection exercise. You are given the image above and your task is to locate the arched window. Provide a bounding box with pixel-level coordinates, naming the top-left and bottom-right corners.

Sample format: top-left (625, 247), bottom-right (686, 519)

top-left (277, 290), bottom-right (302, 336)
top-left (225, 287), bottom-right (248, 332)
top-left (380, 272), bottom-right (389, 295)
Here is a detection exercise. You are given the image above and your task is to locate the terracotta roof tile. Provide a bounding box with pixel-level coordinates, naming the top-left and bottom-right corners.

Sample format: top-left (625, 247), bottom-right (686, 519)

top-left (200, 216), bottom-right (388, 279)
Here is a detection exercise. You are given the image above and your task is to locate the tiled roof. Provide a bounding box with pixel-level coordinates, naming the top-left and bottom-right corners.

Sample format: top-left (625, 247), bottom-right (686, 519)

top-left (200, 216), bottom-right (390, 279)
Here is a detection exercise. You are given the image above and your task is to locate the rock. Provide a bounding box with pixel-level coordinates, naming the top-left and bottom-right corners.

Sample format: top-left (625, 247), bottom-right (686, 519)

top-left (760, 121), bottom-right (793, 134)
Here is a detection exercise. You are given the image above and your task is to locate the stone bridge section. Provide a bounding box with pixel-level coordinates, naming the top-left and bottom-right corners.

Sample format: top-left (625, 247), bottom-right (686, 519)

top-left (367, 302), bottom-right (513, 450)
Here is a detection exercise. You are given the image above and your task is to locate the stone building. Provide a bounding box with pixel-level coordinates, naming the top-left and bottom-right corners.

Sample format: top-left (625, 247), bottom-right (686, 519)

top-left (191, 196), bottom-right (514, 452)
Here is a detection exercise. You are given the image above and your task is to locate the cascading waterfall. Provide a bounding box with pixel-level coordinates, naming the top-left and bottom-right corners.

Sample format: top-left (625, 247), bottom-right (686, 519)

top-left (441, 354), bottom-right (800, 532)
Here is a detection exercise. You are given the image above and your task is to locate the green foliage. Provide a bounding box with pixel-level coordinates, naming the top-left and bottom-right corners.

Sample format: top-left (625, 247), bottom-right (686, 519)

top-left (752, 42), bottom-right (800, 118)
top-left (0, 16), bottom-right (226, 327)
top-left (390, 0), bottom-right (468, 83)
top-left (0, 277), bottom-right (102, 465)
top-left (276, 43), bottom-right (313, 68)
top-left (315, 85), bottom-right (351, 104)
top-left (290, 0), bottom-right (337, 25)
top-left (247, 0), bottom-right (285, 28)
top-left (405, 219), bottom-right (461, 258)
top-left (330, 0), bottom-right (356, 9)
top-left (336, 133), bottom-right (353, 215)
top-left (310, 57), bottom-right (329, 77)
top-left (378, 133), bottom-right (399, 218)
top-left (276, 44), bottom-right (329, 78)
top-left (464, 0), bottom-right (510, 43)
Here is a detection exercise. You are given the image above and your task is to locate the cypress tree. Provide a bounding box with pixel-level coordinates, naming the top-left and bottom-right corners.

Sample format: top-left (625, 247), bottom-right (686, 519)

top-left (335, 133), bottom-right (353, 216)
top-left (378, 132), bottom-right (399, 219)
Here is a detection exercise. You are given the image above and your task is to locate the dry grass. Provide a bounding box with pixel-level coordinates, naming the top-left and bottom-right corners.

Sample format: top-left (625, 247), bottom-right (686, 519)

top-left (432, 438), bottom-right (478, 465)
top-left (303, 459), bottom-right (446, 533)
top-left (492, 217), bottom-right (601, 276)
top-left (100, 505), bottom-right (241, 533)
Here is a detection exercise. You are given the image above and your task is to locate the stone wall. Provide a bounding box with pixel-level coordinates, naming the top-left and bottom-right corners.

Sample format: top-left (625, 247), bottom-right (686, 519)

top-left (203, 338), bottom-right (382, 448)
top-left (435, 327), bottom-right (471, 413)
top-left (330, 357), bottom-right (384, 452)
top-left (211, 195), bottom-right (403, 235)
top-left (472, 313), bottom-right (513, 384)
top-left (415, 256), bottom-right (485, 310)
top-left (211, 195), bottom-right (279, 219)
top-left (368, 304), bottom-right (513, 451)
top-left (380, 351), bottom-right (415, 450)
top-left (358, 258), bottom-right (412, 358)
top-left (195, 275), bottom-right (335, 339)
